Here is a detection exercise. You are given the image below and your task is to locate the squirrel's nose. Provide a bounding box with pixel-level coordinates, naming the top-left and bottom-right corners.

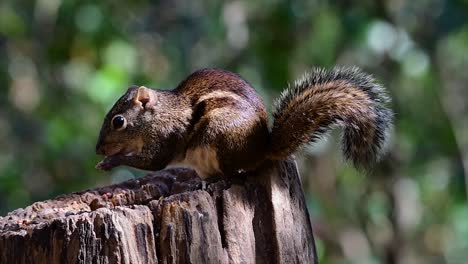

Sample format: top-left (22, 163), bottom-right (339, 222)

top-left (96, 138), bottom-right (106, 155)
top-left (96, 134), bottom-right (107, 155)
top-left (96, 145), bottom-right (105, 155)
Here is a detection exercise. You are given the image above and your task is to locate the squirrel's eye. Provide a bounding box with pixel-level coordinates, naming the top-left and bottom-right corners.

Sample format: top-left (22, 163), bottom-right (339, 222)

top-left (111, 115), bottom-right (127, 131)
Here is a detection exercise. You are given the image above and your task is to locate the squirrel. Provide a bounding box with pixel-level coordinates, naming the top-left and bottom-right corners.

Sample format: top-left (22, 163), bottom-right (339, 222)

top-left (95, 67), bottom-right (393, 179)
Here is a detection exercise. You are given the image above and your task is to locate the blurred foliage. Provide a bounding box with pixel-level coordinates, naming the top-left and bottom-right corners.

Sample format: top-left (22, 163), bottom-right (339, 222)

top-left (1, 0), bottom-right (468, 263)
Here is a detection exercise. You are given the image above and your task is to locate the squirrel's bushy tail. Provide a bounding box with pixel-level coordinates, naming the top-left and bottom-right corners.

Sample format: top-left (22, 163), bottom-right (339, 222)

top-left (269, 67), bottom-right (393, 168)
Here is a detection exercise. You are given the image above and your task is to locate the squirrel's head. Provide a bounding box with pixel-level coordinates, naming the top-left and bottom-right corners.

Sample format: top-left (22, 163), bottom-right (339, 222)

top-left (95, 86), bottom-right (191, 171)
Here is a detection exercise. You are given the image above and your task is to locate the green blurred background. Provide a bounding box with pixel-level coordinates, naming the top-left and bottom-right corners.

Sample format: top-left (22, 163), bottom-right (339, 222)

top-left (1, 0), bottom-right (468, 263)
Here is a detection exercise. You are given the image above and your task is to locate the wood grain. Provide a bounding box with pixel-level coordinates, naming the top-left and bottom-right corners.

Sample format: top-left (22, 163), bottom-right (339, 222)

top-left (0, 160), bottom-right (317, 264)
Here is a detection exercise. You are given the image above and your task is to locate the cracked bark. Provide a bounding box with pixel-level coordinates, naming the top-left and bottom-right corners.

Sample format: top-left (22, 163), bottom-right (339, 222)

top-left (0, 160), bottom-right (317, 264)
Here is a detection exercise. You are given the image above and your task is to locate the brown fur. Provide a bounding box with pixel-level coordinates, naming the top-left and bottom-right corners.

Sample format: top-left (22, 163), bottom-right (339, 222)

top-left (176, 69), bottom-right (270, 177)
top-left (96, 67), bottom-right (393, 178)
top-left (271, 67), bottom-right (392, 167)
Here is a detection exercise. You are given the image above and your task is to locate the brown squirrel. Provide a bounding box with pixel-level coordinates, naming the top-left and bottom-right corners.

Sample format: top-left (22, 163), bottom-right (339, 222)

top-left (95, 67), bottom-right (393, 179)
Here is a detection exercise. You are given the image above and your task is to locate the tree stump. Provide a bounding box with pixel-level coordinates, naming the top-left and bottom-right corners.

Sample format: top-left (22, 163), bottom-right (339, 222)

top-left (0, 160), bottom-right (317, 264)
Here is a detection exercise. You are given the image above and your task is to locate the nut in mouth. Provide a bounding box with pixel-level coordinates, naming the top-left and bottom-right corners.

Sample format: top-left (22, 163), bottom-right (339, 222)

top-left (96, 146), bottom-right (141, 171)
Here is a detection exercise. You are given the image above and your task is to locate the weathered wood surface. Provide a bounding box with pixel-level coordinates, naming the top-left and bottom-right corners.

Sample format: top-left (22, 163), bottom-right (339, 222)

top-left (0, 160), bottom-right (317, 264)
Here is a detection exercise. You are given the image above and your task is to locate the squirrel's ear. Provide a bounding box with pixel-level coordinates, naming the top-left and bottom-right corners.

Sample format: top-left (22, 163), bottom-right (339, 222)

top-left (133, 86), bottom-right (155, 109)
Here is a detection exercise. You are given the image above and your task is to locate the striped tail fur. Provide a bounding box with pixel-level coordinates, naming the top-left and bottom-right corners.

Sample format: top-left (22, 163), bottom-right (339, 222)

top-left (269, 67), bottom-right (393, 168)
